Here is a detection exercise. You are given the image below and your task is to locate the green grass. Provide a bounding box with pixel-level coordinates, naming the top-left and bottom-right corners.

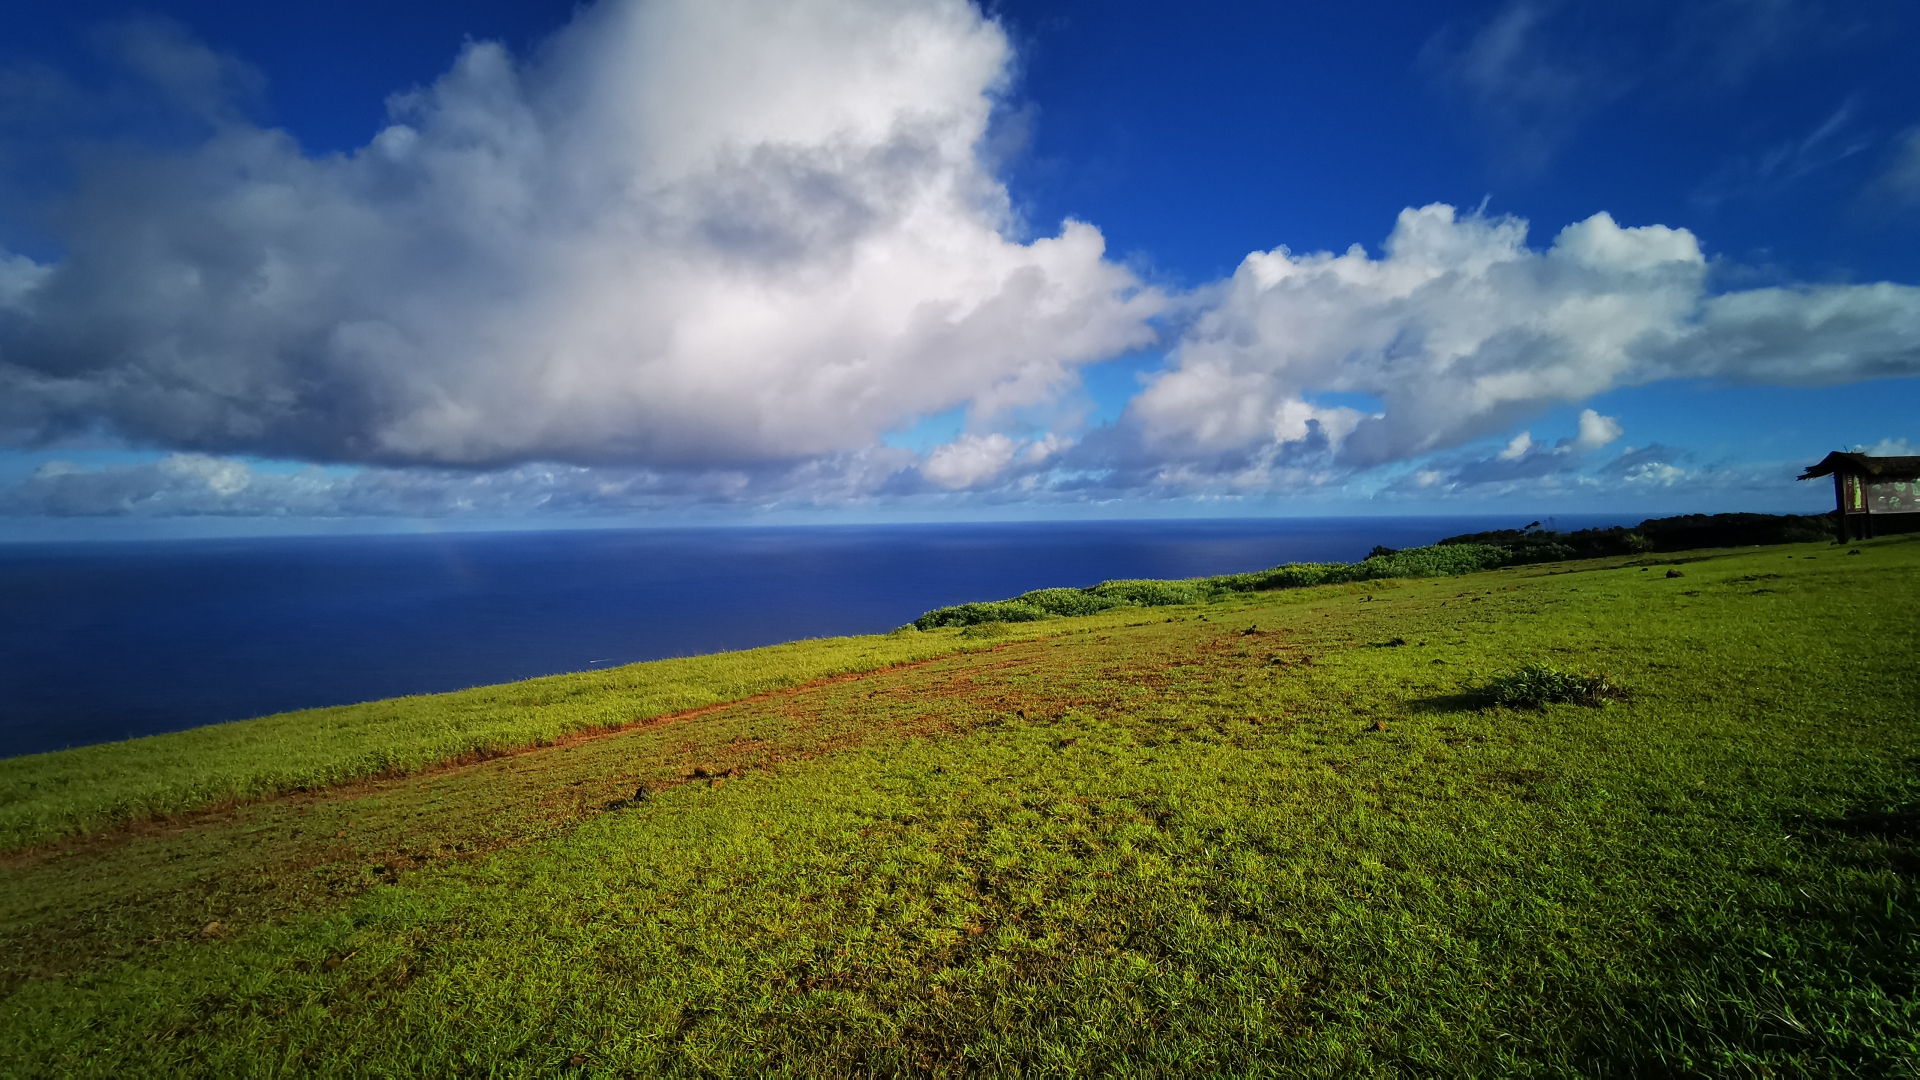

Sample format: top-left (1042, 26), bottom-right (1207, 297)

top-left (0, 625), bottom-right (1072, 852)
top-left (912, 541), bottom-right (1511, 627)
top-left (0, 536), bottom-right (1915, 1075)
top-left (0, 541), bottom-right (1511, 853)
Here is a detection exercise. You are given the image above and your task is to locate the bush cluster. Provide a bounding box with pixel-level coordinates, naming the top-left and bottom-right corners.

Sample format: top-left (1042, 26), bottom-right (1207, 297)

top-left (1437, 512), bottom-right (1833, 562)
top-left (1484, 664), bottom-right (1625, 708)
top-left (911, 542), bottom-right (1511, 628)
top-left (911, 513), bottom-right (1831, 631)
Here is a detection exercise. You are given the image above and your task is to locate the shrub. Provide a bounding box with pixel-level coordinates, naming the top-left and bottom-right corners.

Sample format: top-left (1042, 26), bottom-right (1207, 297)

top-left (912, 541), bottom-right (1523, 628)
top-left (1485, 664), bottom-right (1626, 708)
top-left (1365, 543), bottom-right (1512, 578)
top-left (1088, 579), bottom-right (1209, 606)
top-left (1015, 588), bottom-right (1118, 618)
top-left (1218, 564), bottom-right (1334, 592)
top-left (913, 600), bottom-right (1048, 630)
top-left (1438, 513), bottom-right (1834, 560)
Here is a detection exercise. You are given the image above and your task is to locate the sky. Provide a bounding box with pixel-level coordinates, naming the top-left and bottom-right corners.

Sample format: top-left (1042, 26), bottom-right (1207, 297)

top-left (0, 0), bottom-right (1917, 537)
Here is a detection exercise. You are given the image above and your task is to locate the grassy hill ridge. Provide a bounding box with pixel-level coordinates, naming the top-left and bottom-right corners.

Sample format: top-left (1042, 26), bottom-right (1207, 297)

top-left (912, 512), bottom-right (1838, 629)
top-left (0, 534), bottom-right (1914, 1073)
top-left (0, 533), bottom-right (1633, 853)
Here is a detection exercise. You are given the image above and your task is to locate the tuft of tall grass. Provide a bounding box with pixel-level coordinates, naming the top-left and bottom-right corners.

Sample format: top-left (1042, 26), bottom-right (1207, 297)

top-left (1485, 664), bottom-right (1627, 708)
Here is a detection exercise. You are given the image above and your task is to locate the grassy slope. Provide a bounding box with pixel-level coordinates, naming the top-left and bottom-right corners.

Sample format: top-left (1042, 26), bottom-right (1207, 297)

top-left (1, 537), bottom-right (1916, 1075)
top-left (0, 627), bottom-right (1068, 851)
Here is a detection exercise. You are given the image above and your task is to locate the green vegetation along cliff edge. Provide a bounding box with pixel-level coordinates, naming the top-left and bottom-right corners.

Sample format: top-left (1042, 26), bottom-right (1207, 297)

top-left (0, 526), bottom-right (1912, 1075)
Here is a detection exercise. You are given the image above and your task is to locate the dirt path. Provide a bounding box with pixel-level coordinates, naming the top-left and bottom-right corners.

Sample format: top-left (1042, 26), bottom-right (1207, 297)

top-left (0, 619), bottom-right (1273, 989)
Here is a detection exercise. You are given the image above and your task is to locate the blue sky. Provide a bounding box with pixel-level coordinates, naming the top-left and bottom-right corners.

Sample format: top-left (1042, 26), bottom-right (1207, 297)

top-left (1, 0), bottom-right (1916, 536)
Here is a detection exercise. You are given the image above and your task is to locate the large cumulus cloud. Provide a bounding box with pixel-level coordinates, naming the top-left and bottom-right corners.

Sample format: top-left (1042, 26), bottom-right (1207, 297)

top-left (1123, 203), bottom-right (1920, 487)
top-left (1, 0), bottom-right (1918, 519)
top-left (0, 0), bottom-right (1160, 468)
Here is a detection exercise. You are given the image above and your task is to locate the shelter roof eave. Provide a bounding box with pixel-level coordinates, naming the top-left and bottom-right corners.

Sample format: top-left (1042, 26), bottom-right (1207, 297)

top-left (1797, 452), bottom-right (1920, 481)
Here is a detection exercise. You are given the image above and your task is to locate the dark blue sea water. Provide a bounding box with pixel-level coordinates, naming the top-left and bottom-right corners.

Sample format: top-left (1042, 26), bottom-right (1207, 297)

top-left (0, 516), bottom-right (1628, 758)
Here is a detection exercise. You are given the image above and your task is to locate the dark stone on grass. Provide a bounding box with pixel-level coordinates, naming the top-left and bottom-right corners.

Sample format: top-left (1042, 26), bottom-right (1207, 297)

top-left (1666, 569), bottom-right (1684, 578)
top-left (604, 785), bottom-right (650, 811)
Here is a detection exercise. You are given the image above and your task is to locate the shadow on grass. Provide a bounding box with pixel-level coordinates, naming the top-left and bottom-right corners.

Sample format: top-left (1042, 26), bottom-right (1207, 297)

top-left (1408, 665), bottom-right (1629, 716)
top-left (1406, 690), bottom-right (1493, 715)
top-left (1585, 802), bottom-right (1920, 1074)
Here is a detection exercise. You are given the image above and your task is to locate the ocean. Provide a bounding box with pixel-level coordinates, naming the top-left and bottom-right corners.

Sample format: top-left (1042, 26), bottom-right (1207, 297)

top-left (0, 516), bottom-right (1624, 758)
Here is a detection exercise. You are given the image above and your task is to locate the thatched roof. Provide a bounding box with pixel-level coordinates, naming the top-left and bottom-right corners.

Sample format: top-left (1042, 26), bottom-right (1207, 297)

top-left (1798, 452), bottom-right (1920, 481)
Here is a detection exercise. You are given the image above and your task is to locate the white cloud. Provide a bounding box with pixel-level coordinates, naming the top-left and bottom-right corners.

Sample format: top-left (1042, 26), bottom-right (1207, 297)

top-left (1653, 282), bottom-right (1920, 384)
top-left (1572, 408), bottom-right (1623, 451)
top-left (1424, 0), bottom-right (1839, 176)
top-left (0, 251), bottom-right (47, 312)
top-left (1874, 128), bottom-right (1920, 206)
top-left (1420, 2), bottom-right (1629, 175)
top-left (1854, 437), bottom-right (1915, 456)
top-left (0, 449), bottom-right (924, 517)
top-left (1373, 407), bottom-right (1626, 495)
top-left (0, 3), bottom-right (1912, 519)
top-left (1126, 203), bottom-right (1920, 485)
top-left (1619, 461), bottom-right (1687, 486)
top-left (0, 0), bottom-right (1160, 469)
top-left (920, 432), bottom-right (1019, 489)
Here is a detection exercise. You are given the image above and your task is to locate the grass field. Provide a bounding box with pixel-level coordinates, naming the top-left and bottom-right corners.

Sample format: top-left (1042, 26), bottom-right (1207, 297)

top-left (0, 628), bottom-right (1058, 852)
top-left (1, 535), bottom-right (1915, 1075)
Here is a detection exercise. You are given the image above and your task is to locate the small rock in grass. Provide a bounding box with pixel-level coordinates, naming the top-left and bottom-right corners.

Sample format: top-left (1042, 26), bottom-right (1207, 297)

top-left (201, 921), bottom-right (223, 938)
top-left (569, 1056), bottom-right (587, 1069)
top-left (1666, 569), bottom-right (1684, 578)
top-left (1368, 719), bottom-right (1388, 732)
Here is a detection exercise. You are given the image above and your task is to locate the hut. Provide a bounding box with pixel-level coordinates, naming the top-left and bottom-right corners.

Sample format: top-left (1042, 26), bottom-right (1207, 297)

top-left (1798, 452), bottom-right (1920, 540)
